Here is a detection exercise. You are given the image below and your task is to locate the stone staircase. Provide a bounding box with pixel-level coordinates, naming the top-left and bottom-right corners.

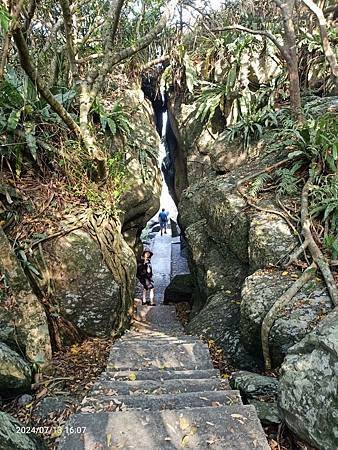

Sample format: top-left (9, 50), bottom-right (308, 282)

top-left (58, 302), bottom-right (269, 449)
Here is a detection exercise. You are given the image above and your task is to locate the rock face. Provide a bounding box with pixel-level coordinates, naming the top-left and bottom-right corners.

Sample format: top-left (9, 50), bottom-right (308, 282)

top-left (187, 292), bottom-right (260, 370)
top-left (230, 371), bottom-right (278, 400)
top-left (0, 343), bottom-right (32, 394)
top-left (166, 93), bottom-right (332, 374)
top-left (240, 270), bottom-right (332, 367)
top-left (278, 309), bottom-right (338, 450)
top-left (0, 227), bottom-right (51, 363)
top-left (119, 88), bottom-right (162, 251)
top-left (164, 274), bottom-right (193, 304)
top-left (0, 411), bottom-right (46, 450)
top-left (40, 219), bottom-right (136, 338)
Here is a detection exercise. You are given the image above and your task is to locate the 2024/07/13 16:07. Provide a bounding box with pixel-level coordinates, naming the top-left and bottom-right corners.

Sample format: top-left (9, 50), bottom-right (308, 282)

top-left (16, 425), bottom-right (87, 435)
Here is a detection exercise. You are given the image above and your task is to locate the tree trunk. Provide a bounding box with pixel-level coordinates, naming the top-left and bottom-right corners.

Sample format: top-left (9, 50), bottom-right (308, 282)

top-left (79, 82), bottom-right (107, 180)
top-left (281, 0), bottom-right (304, 122)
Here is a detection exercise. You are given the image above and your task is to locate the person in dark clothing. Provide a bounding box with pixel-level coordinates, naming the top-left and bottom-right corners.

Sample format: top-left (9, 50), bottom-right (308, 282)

top-left (158, 208), bottom-right (168, 236)
top-left (137, 249), bottom-right (155, 306)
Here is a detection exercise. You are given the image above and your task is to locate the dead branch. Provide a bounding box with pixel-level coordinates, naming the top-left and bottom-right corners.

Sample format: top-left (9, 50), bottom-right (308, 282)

top-left (141, 55), bottom-right (170, 71)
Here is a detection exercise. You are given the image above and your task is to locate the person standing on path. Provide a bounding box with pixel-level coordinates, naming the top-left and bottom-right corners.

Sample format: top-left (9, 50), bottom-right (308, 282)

top-left (158, 208), bottom-right (168, 236)
top-left (136, 249), bottom-right (155, 306)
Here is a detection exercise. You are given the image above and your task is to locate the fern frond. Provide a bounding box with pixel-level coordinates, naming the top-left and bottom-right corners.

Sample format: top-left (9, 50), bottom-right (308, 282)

top-left (249, 173), bottom-right (271, 197)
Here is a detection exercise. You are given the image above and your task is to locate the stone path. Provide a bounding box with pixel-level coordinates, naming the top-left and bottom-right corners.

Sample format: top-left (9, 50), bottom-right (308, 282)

top-left (58, 232), bottom-right (269, 449)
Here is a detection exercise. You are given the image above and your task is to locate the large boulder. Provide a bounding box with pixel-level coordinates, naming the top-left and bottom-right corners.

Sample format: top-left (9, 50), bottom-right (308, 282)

top-left (164, 274), bottom-right (193, 304)
top-left (39, 219), bottom-right (136, 338)
top-left (0, 412), bottom-right (46, 449)
top-left (0, 343), bottom-right (32, 394)
top-left (248, 208), bottom-right (297, 272)
top-left (187, 292), bottom-right (261, 370)
top-left (240, 269), bottom-right (332, 367)
top-left (230, 371), bottom-right (278, 401)
top-left (0, 228), bottom-right (51, 363)
top-left (279, 309), bottom-right (338, 450)
top-left (185, 219), bottom-right (247, 302)
top-left (119, 88), bottom-right (162, 250)
top-left (179, 179), bottom-right (250, 265)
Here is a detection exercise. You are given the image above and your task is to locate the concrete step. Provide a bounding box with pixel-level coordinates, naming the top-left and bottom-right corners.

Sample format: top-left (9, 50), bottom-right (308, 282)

top-left (118, 334), bottom-right (199, 345)
top-left (107, 342), bottom-right (213, 371)
top-left (124, 329), bottom-right (186, 338)
top-left (58, 405), bottom-right (269, 449)
top-left (102, 368), bottom-right (220, 382)
top-left (132, 321), bottom-right (183, 334)
top-left (91, 378), bottom-right (229, 396)
top-left (134, 304), bottom-right (180, 322)
top-left (111, 340), bottom-right (202, 352)
top-left (81, 389), bottom-right (242, 412)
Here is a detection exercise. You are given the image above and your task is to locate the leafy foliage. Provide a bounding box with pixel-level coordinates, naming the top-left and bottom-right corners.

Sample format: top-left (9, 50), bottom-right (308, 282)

top-left (249, 172), bottom-right (271, 197)
top-left (276, 162), bottom-right (302, 195)
top-left (310, 175), bottom-right (338, 233)
top-left (92, 100), bottom-right (133, 136)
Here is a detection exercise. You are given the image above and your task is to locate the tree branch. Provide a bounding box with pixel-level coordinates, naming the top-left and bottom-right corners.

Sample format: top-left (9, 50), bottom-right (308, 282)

top-left (104, 0), bottom-right (126, 55)
top-left (13, 29), bottom-right (81, 137)
top-left (141, 54), bottom-right (170, 71)
top-left (212, 25), bottom-right (289, 62)
top-left (23, 0), bottom-right (38, 32)
top-left (88, 0), bottom-right (179, 97)
top-left (59, 0), bottom-right (78, 79)
top-left (301, 0), bottom-right (338, 78)
top-left (42, 17), bottom-right (63, 53)
top-left (0, 0), bottom-right (26, 79)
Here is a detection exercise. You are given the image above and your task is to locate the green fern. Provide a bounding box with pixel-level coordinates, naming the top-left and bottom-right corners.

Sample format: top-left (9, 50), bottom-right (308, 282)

top-left (276, 162), bottom-right (302, 195)
top-left (249, 173), bottom-right (271, 197)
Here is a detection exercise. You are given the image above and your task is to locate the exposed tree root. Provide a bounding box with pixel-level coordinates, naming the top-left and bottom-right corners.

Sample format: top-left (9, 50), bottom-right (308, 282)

top-left (261, 262), bottom-right (317, 370)
top-left (301, 178), bottom-right (338, 307)
top-left (261, 175), bottom-right (338, 369)
top-left (236, 158), bottom-right (300, 237)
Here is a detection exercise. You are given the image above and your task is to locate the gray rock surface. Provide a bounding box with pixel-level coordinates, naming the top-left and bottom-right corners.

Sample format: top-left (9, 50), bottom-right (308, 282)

top-left (248, 399), bottom-right (281, 425)
top-left (248, 208), bottom-right (297, 272)
top-left (240, 269), bottom-right (332, 367)
top-left (107, 341), bottom-right (213, 371)
top-left (164, 273), bottom-right (193, 304)
top-left (82, 390), bottom-right (241, 412)
top-left (0, 343), bottom-right (32, 394)
top-left (187, 292), bottom-right (261, 370)
top-left (0, 228), bottom-right (51, 362)
top-left (101, 368), bottom-right (220, 381)
top-left (230, 371), bottom-right (278, 400)
top-left (0, 411), bottom-right (46, 449)
top-left (185, 219), bottom-right (247, 302)
top-left (279, 309), bottom-right (338, 450)
top-left (40, 224), bottom-right (136, 338)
